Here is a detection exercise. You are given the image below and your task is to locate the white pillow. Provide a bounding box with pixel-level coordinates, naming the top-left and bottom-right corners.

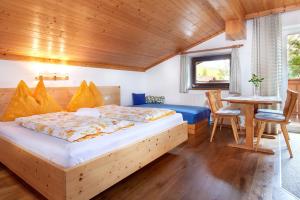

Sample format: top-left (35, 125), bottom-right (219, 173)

top-left (75, 108), bottom-right (102, 118)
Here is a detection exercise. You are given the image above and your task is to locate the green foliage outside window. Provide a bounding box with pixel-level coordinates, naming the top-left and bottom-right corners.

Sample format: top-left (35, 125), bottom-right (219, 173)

top-left (196, 60), bottom-right (230, 82)
top-left (288, 34), bottom-right (300, 79)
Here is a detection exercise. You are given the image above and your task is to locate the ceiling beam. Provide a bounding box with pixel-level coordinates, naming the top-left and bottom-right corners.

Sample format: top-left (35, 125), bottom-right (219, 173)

top-left (225, 19), bottom-right (246, 41)
top-left (245, 3), bottom-right (300, 19)
top-left (206, 0), bottom-right (246, 40)
top-left (205, 0), bottom-right (245, 21)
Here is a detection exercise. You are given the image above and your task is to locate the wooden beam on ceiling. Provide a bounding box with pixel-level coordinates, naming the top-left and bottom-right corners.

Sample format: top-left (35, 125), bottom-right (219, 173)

top-left (206, 0), bottom-right (246, 41)
top-left (245, 3), bottom-right (300, 19)
top-left (206, 0), bottom-right (245, 21)
top-left (225, 19), bottom-right (246, 41)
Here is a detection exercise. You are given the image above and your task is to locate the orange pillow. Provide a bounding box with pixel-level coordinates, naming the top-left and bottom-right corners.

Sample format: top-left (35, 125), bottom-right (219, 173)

top-left (1, 80), bottom-right (41, 121)
top-left (33, 79), bottom-right (62, 114)
top-left (67, 81), bottom-right (96, 112)
top-left (89, 82), bottom-right (104, 107)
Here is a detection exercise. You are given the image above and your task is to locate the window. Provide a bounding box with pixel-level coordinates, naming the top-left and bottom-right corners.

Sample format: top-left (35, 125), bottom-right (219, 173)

top-left (191, 54), bottom-right (231, 89)
top-left (287, 33), bottom-right (300, 79)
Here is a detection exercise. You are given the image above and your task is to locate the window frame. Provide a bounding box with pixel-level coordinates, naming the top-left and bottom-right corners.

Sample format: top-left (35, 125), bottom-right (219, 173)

top-left (283, 25), bottom-right (300, 82)
top-left (287, 33), bottom-right (300, 79)
top-left (191, 54), bottom-right (231, 90)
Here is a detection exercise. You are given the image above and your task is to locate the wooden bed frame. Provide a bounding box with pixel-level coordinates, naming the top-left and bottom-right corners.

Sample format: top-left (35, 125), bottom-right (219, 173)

top-left (0, 86), bottom-right (188, 200)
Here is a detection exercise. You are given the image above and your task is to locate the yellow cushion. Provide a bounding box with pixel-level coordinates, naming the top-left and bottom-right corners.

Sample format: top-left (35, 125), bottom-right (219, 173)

top-left (67, 81), bottom-right (96, 112)
top-left (89, 82), bottom-right (104, 106)
top-left (1, 81), bottom-right (41, 121)
top-left (33, 79), bottom-right (62, 114)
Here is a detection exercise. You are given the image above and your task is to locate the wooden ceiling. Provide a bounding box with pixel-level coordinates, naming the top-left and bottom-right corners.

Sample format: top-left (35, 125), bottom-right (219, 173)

top-left (0, 0), bottom-right (300, 71)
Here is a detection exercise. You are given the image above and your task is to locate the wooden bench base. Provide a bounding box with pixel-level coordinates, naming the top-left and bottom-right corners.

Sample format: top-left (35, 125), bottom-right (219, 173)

top-left (188, 119), bottom-right (209, 135)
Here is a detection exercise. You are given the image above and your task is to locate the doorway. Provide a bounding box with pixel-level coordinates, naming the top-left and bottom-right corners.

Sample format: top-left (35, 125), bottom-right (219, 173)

top-left (287, 33), bottom-right (300, 133)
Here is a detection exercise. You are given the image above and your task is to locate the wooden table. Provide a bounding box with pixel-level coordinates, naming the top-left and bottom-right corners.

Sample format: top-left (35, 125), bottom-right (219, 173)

top-left (222, 96), bottom-right (281, 154)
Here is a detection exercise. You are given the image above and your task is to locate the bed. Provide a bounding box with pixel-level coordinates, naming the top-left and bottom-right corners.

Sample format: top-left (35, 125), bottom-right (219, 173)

top-left (133, 104), bottom-right (210, 135)
top-left (0, 86), bottom-right (188, 200)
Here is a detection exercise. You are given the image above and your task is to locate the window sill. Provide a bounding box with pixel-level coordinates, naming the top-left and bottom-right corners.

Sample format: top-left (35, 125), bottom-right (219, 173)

top-left (190, 87), bottom-right (229, 91)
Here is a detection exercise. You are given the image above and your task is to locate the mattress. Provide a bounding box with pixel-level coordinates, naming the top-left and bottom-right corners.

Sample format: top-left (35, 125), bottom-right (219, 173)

top-left (0, 113), bottom-right (183, 168)
top-left (133, 104), bottom-right (211, 124)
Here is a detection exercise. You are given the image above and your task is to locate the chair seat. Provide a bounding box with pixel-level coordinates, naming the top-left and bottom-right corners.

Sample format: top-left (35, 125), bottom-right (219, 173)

top-left (216, 109), bottom-right (240, 116)
top-left (255, 112), bottom-right (286, 122)
top-left (257, 108), bottom-right (283, 115)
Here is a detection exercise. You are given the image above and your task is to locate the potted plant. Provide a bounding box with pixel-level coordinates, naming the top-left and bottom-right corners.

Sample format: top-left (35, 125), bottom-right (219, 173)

top-left (249, 74), bottom-right (264, 96)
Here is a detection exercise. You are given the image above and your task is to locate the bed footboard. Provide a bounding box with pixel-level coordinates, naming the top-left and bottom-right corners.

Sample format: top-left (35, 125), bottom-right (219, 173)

top-left (0, 136), bottom-right (66, 199)
top-left (0, 122), bottom-right (188, 200)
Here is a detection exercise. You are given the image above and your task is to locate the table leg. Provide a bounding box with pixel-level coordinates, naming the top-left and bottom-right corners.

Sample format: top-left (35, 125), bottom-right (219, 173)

top-left (227, 104), bottom-right (275, 155)
top-left (254, 104), bottom-right (259, 137)
top-left (244, 104), bottom-right (254, 147)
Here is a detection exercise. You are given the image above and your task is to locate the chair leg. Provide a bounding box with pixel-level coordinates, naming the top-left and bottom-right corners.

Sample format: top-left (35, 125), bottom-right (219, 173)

top-left (236, 116), bottom-right (241, 132)
top-left (235, 118), bottom-right (240, 141)
top-left (281, 124), bottom-right (293, 158)
top-left (255, 121), bottom-right (266, 151)
top-left (210, 117), bottom-right (219, 142)
top-left (256, 121), bottom-right (261, 137)
top-left (219, 118), bottom-right (224, 131)
top-left (230, 118), bottom-right (239, 144)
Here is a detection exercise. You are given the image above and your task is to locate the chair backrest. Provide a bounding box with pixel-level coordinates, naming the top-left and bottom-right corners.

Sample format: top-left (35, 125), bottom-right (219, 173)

top-left (205, 90), bottom-right (223, 114)
top-left (283, 89), bottom-right (298, 122)
top-left (215, 89), bottom-right (223, 109)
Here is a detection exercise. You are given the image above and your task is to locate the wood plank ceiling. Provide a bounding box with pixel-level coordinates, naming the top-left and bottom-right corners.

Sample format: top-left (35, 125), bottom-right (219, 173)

top-left (0, 0), bottom-right (300, 71)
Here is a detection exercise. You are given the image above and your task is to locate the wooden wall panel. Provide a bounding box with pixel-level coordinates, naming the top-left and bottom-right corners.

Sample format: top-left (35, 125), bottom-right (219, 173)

top-left (0, 0), bottom-right (224, 71)
top-left (1, 0), bottom-right (300, 70)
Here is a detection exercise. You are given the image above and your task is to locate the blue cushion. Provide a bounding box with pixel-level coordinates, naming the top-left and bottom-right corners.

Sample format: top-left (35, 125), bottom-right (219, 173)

top-left (255, 112), bottom-right (285, 122)
top-left (257, 109), bottom-right (283, 115)
top-left (216, 109), bottom-right (240, 116)
top-left (132, 104), bottom-right (211, 124)
top-left (132, 93), bottom-right (146, 105)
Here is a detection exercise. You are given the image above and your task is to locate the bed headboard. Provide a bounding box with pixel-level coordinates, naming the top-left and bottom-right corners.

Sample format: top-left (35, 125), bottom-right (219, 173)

top-left (0, 86), bottom-right (120, 115)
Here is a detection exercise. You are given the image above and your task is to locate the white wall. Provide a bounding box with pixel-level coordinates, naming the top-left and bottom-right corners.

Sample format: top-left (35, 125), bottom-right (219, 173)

top-left (145, 21), bottom-right (253, 106)
top-left (145, 10), bottom-right (300, 107)
top-left (282, 10), bottom-right (300, 27)
top-left (0, 60), bottom-right (146, 105)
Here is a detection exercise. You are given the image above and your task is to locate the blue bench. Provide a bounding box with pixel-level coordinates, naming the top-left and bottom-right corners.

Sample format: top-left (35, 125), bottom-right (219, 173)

top-left (132, 104), bottom-right (211, 134)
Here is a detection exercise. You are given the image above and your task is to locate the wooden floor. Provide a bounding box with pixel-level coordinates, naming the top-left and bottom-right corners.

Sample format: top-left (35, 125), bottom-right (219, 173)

top-left (0, 127), bottom-right (297, 200)
top-left (288, 115), bottom-right (300, 133)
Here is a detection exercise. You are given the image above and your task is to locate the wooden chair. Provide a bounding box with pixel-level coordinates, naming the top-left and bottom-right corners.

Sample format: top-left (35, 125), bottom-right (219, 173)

top-left (206, 90), bottom-right (241, 131)
top-left (255, 90), bottom-right (298, 158)
top-left (213, 90), bottom-right (241, 131)
top-left (206, 90), bottom-right (240, 143)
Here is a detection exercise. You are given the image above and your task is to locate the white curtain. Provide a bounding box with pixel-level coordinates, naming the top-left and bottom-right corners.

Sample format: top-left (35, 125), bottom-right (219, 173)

top-left (179, 55), bottom-right (191, 93)
top-left (229, 48), bottom-right (241, 94)
top-left (252, 14), bottom-right (283, 133)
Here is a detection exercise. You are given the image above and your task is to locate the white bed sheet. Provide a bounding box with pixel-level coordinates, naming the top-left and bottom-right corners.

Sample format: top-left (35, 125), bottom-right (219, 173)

top-left (0, 113), bottom-right (183, 168)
